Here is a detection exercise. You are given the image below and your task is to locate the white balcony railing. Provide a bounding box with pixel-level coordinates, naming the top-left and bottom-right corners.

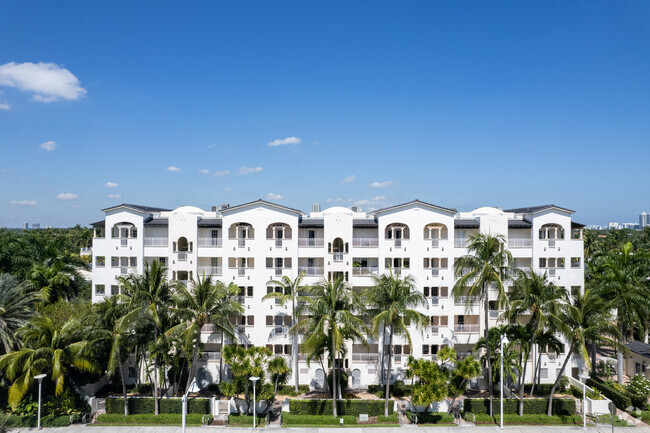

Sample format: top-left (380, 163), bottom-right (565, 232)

top-left (454, 238), bottom-right (469, 248)
top-left (298, 266), bottom-right (324, 276)
top-left (352, 266), bottom-right (379, 277)
top-left (333, 252), bottom-right (344, 262)
top-left (352, 353), bottom-right (379, 362)
top-left (198, 266), bottom-right (222, 276)
top-left (431, 325), bottom-right (439, 334)
top-left (275, 267), bottom-right (283, 276)
top-left (430, 297), bottom-right (439, 306)
top-left (298, 238), bottom-right (324, 247)
top-left (238, 238), bottom-right (246, 248)
top-left (144, 237), bottom-right (168, 247)
top-left (121, 265), bottom-right (128, 275)
top-left (121, 238), bottom-right (128, 246)
top-left (548, 239), bottom-right (556, 248)
top-left (455, 296), bottom-right (479, 305)
top-left (238, 266), bottom-right (245, 276)
top-left (275, 239), bottom-right (283, 248)
top-left (352, 238), bottom-right (379, 248)
top-left (394, 239), bottom-right (402, 248)
top-left (198, 237), bottom-right (222, 247)
top-left (454, 324), bottom-right (480, 333)
top-left (201, 351), bottom-right (221, 361)
top-left (508, 238), bottom-right (532, 248)
top-left (177, 251), bottom-right (188, 261)
top-left (548, 267), bottom-right (556, 277)
top-left (430, 268), bottom-right (440, 277)
top-left (489, 310), bottom-right (500, 319)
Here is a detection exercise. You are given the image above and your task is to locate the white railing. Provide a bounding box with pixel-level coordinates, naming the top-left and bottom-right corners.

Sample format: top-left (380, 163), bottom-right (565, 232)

top-left (548, 267), bottom-right (556, 277)
top-left (298, 238), bottom-right (324, 247)
top-left (454, 324), bottom-right (480, 333)
top-left (198, 266), bottom-right (222, 276)
top-left (568, 375), bottom-right (612, 416)
top-left (333, 252), bottom-right (344, 262)
top-left (430, 238), bottom-right (446, 248)
top-left (144, 237), bottom-right (168, 247)
top-left (298, 266), bottom-right (324, 276)
top-left (238, 238), bottom-right (246, 248)
top-left (177, 251), bottom-right (188, 261)
top-left (198, 237), bottom-right (222, 247)
top-left (489, 310), bottom-right (500, 319)
top-left (238, 266), bottom-right (246, 276)
top-left (275, 267), bottom-right (283, 276)
top-left (508, 238), bottom-right (532, 248)
top-left (548, 239), bottom-right (556, 248)
top-left (431, 325), bottom-right (439, 334)
top-left (352, 353), bottom-right (379, 362)
top-left (201, 352), bottom-right (221, 361)
top-left (394, 239), bottom-right (402, 248)
top-left (352, 266), bottom-right (379, 277)
top-left (455, 296), bottom-right (479, 305)
top-left (430, 297), bottom-right (439, 306)
top-left (80, 247), bottom-right (92, 255)
top-left (454, 238), bottom-right (469, 247)
top-left (121, 266), bottom-right (127, 275)
top-left (352, 238), bottom-right (379, 247)
top-left (275, 239), bottom-right (283, 248)
top-left (121, 238), bottom-right (128, 246)
top-left (431, 268), bottom-right (440, 277)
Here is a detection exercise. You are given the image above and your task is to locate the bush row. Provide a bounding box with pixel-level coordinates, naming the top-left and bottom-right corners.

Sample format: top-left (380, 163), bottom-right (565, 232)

top-left (228, 415), bottom-right (262, 426)
top-left (105, 397), bottom-right (210, 414)
top-left (289, 399), bottom-right (393, 416)
top-left (96, 414), bottom-right (207, 425)
top-left (640, 411), bottom-right (650, 422)
top-left (367, 381), bottom-right (411, 397)
top-left (587, 378), bottom-right (632, 410)
top-left (463, 398), bottom-right (575, 415)
top-left (495, 414), bottom-right (583, 425)
top-left (277, 385), bottom-right (311, 397)
top-left (407, 412), bottom-right (454, 425)
top-left (282, 414), bottom-right (357, 425)
top-left (6, 414), bottom-right (71, 427)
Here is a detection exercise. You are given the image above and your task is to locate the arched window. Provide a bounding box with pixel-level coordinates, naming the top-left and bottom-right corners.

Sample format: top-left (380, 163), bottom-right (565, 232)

top-left (424, 223), bottom-right (448, 244)
top-left (539, 224), bottom-right (564, 240)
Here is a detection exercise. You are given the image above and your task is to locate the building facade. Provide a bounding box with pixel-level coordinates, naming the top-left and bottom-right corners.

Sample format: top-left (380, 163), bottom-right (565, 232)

top-left (90, 200), bottom-right (585, 389)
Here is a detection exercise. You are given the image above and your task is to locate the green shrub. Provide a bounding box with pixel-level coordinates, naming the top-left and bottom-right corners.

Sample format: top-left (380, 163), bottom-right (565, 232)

top-left (96, 414), bottom-right (206, 425)
top-left (289, 399), bottom-right (393, 416)
top-left (5, 414), bottom-right (72, 427)
top-left (228, 415), bottom-right (262, 426)
top-left (522, 383), bottom-right (555, 396)
top-left (377, 413), bottom-right (399, 423)
top-left (587, 378), bottom-right (632, 410)
top-left (276, 385), bottom-right (310, 396)
top-left (282, 414), bottom-right (357, 425)
top-left (463, 398), bottom-right (575, 415)
top-left (472, 414), bottom-right (496, 424)
top-left (105, 397), bottom-right (210, 415)
top-left (495, 414), bottom-right (583, 425)
top-left (640, 411), bottom-right (650, 422)
top-left (626, 375), bottom-right (650, 409)
top-left (368, 381), bottom-right (412, 398)
top-left (407, 411), bottom-right (454, 424)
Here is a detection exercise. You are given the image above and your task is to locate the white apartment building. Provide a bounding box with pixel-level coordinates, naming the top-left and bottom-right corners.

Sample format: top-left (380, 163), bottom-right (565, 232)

top-left (90, 199), bottom-right (585, 389)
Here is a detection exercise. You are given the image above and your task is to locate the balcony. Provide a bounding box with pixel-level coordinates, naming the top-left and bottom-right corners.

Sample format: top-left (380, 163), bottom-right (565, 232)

top-left (120, 238), bottom-right (128, 247)
top-left (352, 352), bottom-right (379, 362)
top-left (352, 266), bottom-right (379, 277)
top-left (430, 238), bottom-right (447, 248)
top-left (144, 237), bottom-right (168, 247)
top-left (454, 238), bottom-right (469, 248)
top-left (430, 268), bottom-right (440, 277)
top-left (489, 310), bottom-right (500, 319)
top-left (548, 267), bottom-right (556, 277)
top-left (455, 296), bottom-right (479, 305)
top-left (393, 239), bottom-right (403, 248)
top-left (431, 325), bottom-right (439, 334)
top-left (430, 297), bottom-right (439, 306)
top-left (177, 251), bottom-right (188, 261)
top-left (268, 325), bottom-right (289, 339)
top-left (198, 237), bottom-right (222, 247)
top-left (201, 352), bottom-right (221, 362)
top-left (298, 238), bottom-right (324, 247)
top-left (238, 266), bottom-right (245, 276)
top-left (454, 324), bottom-right (480, 333)
top-left (508, 238), bottom-right (532, 248)
top-left (235, 325), bottom-right (246, 334)
top-left (353, 238), bottom-right (378, 248)
top-left (275, 267), bottom-right (283, 276)
top-left (298, 266), bottom-right (324, 276)
top-left (333, 252), bottom-right (344, 262)
top-left (238, 238), bottom-right (246, 248)
top-left (198, 265), bottom-right (222, 276)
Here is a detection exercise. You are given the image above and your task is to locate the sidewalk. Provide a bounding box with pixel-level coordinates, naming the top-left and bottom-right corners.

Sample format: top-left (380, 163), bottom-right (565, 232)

top-left (10, 426), bottom-right (650, 433)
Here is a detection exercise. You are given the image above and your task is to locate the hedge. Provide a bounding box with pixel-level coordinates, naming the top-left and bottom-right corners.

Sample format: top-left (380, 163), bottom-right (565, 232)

top-left (96, 414), bottom-right (207, 425)
top-left (463, 398), bottom-right (575, 415)
top-left (495, 414), bottom-right (583, 425)
top-left (228, 414), bottom-right (262, 426)
top-left (587, 378), bottom-right (632, 410)
top-left (640, 411), bottom-right (650, 422)
top-left (6, 414), bottom-right (71, 427)
top-left (282, 414), bottom-right (358, 425)
top-left (105, 397), bottom-right (210, 414)
top-left (289, 399), bottom-right (393, 416)
top-left (407, 412), bottom-right (454, 425)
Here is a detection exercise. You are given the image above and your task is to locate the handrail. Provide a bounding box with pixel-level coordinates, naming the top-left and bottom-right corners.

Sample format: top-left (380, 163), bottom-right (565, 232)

top-left (202, 414), bottom-right (212, 426)
top-left (464, 412), bottom-right (475, 424)
top-left (408, 412), bottom-right (418, 425)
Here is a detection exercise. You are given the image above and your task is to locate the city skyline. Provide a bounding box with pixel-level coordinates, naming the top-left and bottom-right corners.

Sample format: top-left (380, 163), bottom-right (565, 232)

top-left (2, 1), bottom-right (649, 227)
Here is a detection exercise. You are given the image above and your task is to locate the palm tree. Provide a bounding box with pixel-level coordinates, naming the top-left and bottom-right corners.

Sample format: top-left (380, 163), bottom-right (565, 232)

top-left (118, 260), bottom-right (174, 415)
top-left (297, 277), bottom-right (368, 417)
top-left (529, 328), bottom-right (562, 397)
top-left (547, 289), bottom-right (620, 415)
top-left (167, 275), bottom-right (243, 393)
top-left (508, 269), bottom-right (566, 415)
top-left (365, 270), bottom-right (428, 416)
top-left (0, 274), bottom-right (38, 354)
top-left (0, 317), bottom-right (102, 409)
top-left (262, 272), bottom-right (309, 392)
top-left (453, 232), bottom-right (512, 416)
top-left (592, 242), bottom-right (650, 383)
top-left (28, 260), bottom-right (79, 303)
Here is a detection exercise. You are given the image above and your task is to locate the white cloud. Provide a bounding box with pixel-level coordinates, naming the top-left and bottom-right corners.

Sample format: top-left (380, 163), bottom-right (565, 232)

top-left (56, 193), bottom-right (78, 200)
top-left (207, 144), bottom-right (215, 149)
top-left (326, 197), bottom-right (344, 203)
top-left (167, 166), bottom-right (181, 172)
top-left (266, 193), bottom-right (283, 200)
top-left (354, 196), bottom-right (386, 206)
top-left (223, 187), bottom-right (232, 191)
top-left (107, 194), bottom-right (122, 199)
top-left (238, 166), bottom-right (263, 175)
top-left (369, 180), bottom-right (393, 188)
top-left (105, 181), bottom-right (118, 188)
top-left (268, 136), bottom-right (301, 147)
top-left (0, 62), bottom-right (86, 102)
top-left (0, 101), bottom-right (10, 110)
top-left (10, 200), bottom-right (37, 206)
top-left (214, 170), bottom-right (230, 176)
top-left (198, 169), bottom-right (210, 174)
top-left (341, 175), bottom-right (355, 183)
top-left (39, 140), bottom-right (57, 151)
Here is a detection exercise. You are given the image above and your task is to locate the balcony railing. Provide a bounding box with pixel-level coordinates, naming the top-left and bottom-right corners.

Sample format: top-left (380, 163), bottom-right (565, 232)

top-left (121, 265), bottom-right (128, 275)
top-left (298, 238), bottom-right (324, 247)
top-left (454, 238), bottom-right (469, 248)
top-left (144, 237), bottom-right (168, 247)
top-left (431, 325), bottom-right (439, 334)
top-left (177, 251), bottom-right (188, 261)
top-left (352, 266), bottom-right (379, 277)
top-left (394, 239), bottom-right (402, 248)
top-left (430, 297), bottom-right (439, 306)
top-left (198, 237), bottom-right (222, 247)
top-left (489, 310), bottom-right (500, 319)
top-left (430, 268), bottom-right (440, 277)
top-left (275, 239), bottom-right (283, 248)
top-left (508, 238), bottom-right (532, 248)
top-left (198, 265), bottom-right (222, 276)
top-left (235, 325), bottom-right (246, 334)
top-left (275, 267), bottom-right (283, 276)
top-left (352, 238), bottom-right (379, 248)
top-left (201, 351), bottom-right (221, 361)
top-left (455, 296), bottom-right (479, 305)
top-left (352, 353), bottom-right (379, 362)
top-left (298, 266), bottom-right (324, 276)
top-left (333, 252), bottom-right (344, 262)
top-left (238, 238), bottom-right (246, 248)
top-left (548, 239), bottom-right (556, 248)
top-left (454, 324), bottom-right (480, 333)
top-left (238, 266), bottom-right (245, 276)
top-left (548, 267), bottom-right (556, 277)
top-left (121, 238), bottom-right (128, 246)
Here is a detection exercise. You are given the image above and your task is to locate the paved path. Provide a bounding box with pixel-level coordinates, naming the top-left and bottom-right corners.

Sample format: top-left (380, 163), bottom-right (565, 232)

top-left (9, 427), bottom-right (650, 433)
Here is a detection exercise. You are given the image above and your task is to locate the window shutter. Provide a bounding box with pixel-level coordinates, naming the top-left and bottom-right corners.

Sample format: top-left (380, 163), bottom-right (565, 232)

top-left (266, 316), bottom-right (273, 326)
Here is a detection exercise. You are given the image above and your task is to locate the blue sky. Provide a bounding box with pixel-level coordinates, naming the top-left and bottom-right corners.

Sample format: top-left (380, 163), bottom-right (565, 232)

top-left (1, 1), bottom-right (649, 227)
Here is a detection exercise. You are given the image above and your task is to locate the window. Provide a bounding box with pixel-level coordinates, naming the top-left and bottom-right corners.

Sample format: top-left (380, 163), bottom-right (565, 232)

top-left (129, 257), bottom-right (137, 267)
top-left (539, 258), bottom-right (547, 268)
top-left (95, 256), bottom-right (105, 267)
top-left (423, 287), bottom-right (429, 297)
top-left (266, 316), bottom-right (273, 326)
top-left (95, 284), bottom-right (105, 295)
top-left (211, 257), bottom-right (219, 266)
top-left (211, 229), bottom-right (219, 239)
top-left (422, 345), bottom-right (429, 355)
top-left (111, 285), bottom-right (119, 295)
top-left (128, 367), bottom-right (136, 378)
top-left (158, 257), bottom-right (167, 266)
top-left (571, 257), bottom-right (581, 268)
top-left (274, 345), bottom-right (282, 355)
top-left (246, 315), bottom-right (254, 326)
top-left (284, 345), bottom-right (291, 355)
top-left (540, 368), bottom-right (549, 379)
top-left (111, 257), bottom-right (119, 267)
top-left (247, 286), bottom-right (253, 297)
top-left (557, 258), bottom-right (565, 268)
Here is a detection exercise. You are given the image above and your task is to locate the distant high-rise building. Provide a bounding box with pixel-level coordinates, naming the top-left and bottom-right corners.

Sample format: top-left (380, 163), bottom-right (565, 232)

top-left (22, 222), bottom-right (28, 230)
top-left (32, 223), bottom-right (40, 229)
top-left (640, 212), bottom-right (649, 228)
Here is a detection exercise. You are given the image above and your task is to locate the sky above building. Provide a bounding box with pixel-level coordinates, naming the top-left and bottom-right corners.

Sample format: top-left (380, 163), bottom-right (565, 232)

top-left (1, 1), bottom-right (649, 227)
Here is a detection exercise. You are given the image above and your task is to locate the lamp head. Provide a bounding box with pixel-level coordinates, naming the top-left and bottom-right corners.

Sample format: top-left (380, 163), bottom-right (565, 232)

top-left (500, 335), bottom-right (510, 345)
top-left (250, 376), bottom-right (260, 382)
top-left (34, 374), bottom-right (47, 381)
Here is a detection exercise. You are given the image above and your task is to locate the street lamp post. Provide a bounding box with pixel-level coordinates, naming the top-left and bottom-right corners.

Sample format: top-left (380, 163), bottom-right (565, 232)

top-left (500, 335), bottom-right (509, 430)
top-left (579, 373), bottom-right (589, 430)
top-left (250, 376), bottom-right (260, 431)
top-left (182, 377), bottom-right (196, 433)
top-left (34, 374), bottom-right (47, 430)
